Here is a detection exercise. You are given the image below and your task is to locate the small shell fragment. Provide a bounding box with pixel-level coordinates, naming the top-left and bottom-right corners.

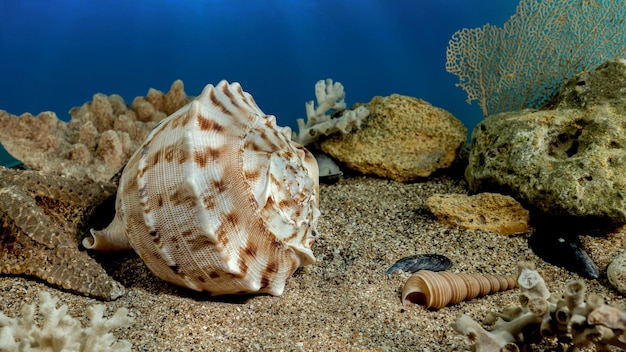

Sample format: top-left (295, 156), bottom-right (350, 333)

top-left (401, 270), bottom-right (517, 309)
top-left (314, 151), bottom-right (343, 182)
top-left (386, 254), bottom-right (452, 275)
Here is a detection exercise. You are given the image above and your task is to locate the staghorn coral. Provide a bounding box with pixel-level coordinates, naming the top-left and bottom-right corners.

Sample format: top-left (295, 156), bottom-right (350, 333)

top-left (292, 78), bottom-right (369, 146)
top-left (0, 80), bottom-right (191, 183)
top-left (446, 0), bottom-right (626, 117)
top-left (452, 262), bottom-right (626, 351)
top-left (0, 291), bottom-right (133, 352)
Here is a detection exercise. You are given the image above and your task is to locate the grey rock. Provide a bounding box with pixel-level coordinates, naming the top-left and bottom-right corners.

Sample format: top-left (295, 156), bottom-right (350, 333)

top-left (466, 105), bottom-right (626, 222)
top-left (313, 151), bottom-right (342, 179)
top-left (608, 249), bottom-right (626, 294)
top-left (542, 59), bottom-right (626, 111)
top-left (466, 60), bottom-right (626, 223)
top-left (386, 254), bottom-right (452, 275)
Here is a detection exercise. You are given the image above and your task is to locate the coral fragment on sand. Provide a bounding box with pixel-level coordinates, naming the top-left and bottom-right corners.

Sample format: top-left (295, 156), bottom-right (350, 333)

top-left (0, 291), bottom-right (133, 352)
top-left (452, 262), bottom-right (626, 351)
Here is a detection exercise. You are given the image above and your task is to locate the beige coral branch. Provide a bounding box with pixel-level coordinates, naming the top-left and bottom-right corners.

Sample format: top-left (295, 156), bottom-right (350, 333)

top-left (452, 262), bottom-right (626, 350)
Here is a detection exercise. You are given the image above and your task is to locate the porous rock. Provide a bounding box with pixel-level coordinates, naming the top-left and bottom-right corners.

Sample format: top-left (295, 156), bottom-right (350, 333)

top-left (466, 106), bottom-right (626, 222)
top-left (0, 80), bottom-right (191, 182)
top-left (320, 94), bottom-right (466, 182)
top-left (426, 192), bottom-right (530, 235)
top-left (608, 249), bottom-right (626, 294)
top-left (466, 60), bottom-right (626, 223)
top-left (542, 59), bottom-right (626, 111)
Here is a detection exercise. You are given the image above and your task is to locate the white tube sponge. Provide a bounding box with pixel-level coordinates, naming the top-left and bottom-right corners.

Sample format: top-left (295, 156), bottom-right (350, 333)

top-left (517, 261), bottom-right (551, 300)
top-left (292, 79), bottom-right (369, 146)
top-left (452, 262), bottom-right (626, 351)
top-left (0, 291), bottom-right (133, 352)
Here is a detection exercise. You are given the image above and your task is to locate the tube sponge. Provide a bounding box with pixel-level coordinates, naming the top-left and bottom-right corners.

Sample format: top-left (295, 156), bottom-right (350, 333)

top-left (0, 291), bottom-right (133, 352)
top-left (452, 262), bottom-right (626, 351)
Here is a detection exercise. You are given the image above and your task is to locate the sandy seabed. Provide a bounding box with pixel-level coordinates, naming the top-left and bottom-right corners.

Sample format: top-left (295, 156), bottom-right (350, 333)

top-left (1, 172), bottom-right (625, 351)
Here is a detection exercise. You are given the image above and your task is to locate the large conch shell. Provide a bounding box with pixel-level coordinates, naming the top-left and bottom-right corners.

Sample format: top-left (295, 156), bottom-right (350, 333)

top-left (402, 270), bottom-right (517, 309)
top-left (84, 80), bottom-right (320, 296)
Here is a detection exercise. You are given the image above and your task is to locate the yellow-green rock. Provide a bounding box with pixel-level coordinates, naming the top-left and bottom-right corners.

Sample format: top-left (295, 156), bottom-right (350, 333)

top-left (320, 94), bottom-right (466, 182)
top-left (466, 106), bottom-right (626, 222)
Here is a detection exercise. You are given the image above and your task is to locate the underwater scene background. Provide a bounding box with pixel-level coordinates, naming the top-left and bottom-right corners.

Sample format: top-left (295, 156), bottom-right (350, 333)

top-left (0, 0), bottom-right (517, 167)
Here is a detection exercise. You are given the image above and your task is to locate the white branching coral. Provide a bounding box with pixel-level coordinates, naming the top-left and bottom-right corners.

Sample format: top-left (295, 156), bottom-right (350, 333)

top-left (452, 262), bottom-right (626, 351)
top-left (292, 79), bottom-right (369, 146)
top-left (0, 291), bottom-right (133, 352)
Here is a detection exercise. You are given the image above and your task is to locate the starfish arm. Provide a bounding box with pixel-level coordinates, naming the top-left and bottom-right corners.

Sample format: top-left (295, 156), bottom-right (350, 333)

top-left (0, 168), bottom-right (124, 300)
top-left (0, 187), bottom-right (60, 247)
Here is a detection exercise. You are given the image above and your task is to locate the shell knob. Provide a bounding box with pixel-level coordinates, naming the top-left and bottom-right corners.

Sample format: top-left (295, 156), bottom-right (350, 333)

top-left (401, 270), bottom-right (517, 309)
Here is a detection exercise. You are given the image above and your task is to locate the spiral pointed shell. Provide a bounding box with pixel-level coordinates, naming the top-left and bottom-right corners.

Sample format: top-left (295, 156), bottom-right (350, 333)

top-left (84, 80), bottom-right (320, 296)
top-left (402, 270), bottom-right (517, 309)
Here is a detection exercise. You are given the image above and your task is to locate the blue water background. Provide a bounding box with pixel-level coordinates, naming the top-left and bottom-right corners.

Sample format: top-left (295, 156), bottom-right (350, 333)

top-left (0, 0), bottom-right (518, 167)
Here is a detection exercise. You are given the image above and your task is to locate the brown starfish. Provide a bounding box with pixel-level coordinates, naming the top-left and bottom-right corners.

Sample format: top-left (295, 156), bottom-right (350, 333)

top-left (0, 166), bottom-right (125, 300)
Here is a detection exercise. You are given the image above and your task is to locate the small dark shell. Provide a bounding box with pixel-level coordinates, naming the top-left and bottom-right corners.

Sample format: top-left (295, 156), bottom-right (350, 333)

top-left (386, 254), bottom-right (453, 275)
top-left (528, 231), bottom-right (600, 279)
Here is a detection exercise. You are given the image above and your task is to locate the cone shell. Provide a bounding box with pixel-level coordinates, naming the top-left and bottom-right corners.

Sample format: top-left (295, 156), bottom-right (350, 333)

top-left (85, 80), bottom-right (320, 296)
top-left (401, 270), bottom-right (517, 309)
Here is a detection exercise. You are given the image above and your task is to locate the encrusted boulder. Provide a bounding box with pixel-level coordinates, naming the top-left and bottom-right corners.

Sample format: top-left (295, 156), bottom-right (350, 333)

top-left (542, 59), bottom-right (626, 111)
top-left (467, 60), bottom-right (626, 223)
top-left (608, 250), bottom-right (626, 294)
top-left (466, 105), bottom-right (626, 222)
top-left (320, 94), bottom-right (466, 182)
top-left (426, 192), bottom-right (530, 235)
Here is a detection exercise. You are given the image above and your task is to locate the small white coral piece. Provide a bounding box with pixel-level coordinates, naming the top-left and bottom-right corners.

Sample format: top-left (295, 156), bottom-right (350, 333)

top-left (311, 78), bottom-right (346, 115)
top-left (293, 79), bottom-right (369, 146)
top-left (517, 261), bottom-right (550, 300)
top-left (0, 291), bottom-right (133, 352)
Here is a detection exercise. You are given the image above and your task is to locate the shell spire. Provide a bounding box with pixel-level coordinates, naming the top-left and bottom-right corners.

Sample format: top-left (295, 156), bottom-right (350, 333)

top-left (402, 270), bottom-right (517, 309)
top-left (86, 80), bottom-right (320, 296)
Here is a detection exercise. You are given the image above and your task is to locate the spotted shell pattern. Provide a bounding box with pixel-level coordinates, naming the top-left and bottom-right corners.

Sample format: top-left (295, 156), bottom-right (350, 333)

top-left (84, 80), bottom-right (320, 296)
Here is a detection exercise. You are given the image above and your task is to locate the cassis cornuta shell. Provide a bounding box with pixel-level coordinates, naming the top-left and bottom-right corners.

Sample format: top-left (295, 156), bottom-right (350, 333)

top-left (84, 80), bottom-right (320, 296)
